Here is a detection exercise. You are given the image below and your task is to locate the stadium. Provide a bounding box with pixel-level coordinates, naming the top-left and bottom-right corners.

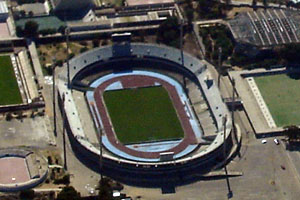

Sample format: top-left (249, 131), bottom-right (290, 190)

top-left (57, 42), bottom-right (234, 186)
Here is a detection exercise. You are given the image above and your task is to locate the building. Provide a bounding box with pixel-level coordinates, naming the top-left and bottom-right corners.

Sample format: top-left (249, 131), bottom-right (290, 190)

top-left (228, 9), bottom-right (300, 48)
top-left (53, 0), bottom-right (94, 14)
top-left (0, 1), bottom-right (8, 22)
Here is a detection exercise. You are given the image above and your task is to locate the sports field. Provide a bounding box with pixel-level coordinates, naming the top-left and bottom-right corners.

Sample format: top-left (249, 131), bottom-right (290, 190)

top-left (255, 74), bottom-right (300, 127)
top-left (0, 56), bottom-right (22, 105)
top-left (103, 86), bottom-right (184, 144)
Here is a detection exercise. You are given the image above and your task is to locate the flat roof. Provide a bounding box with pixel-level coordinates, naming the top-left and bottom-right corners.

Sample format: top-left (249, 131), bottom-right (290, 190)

top-left (0, 1), bottom-right (8, 14)
top-left (126, 0), bottom-right (174, 6)
top-left (0, 23), bottom-right (9, 37)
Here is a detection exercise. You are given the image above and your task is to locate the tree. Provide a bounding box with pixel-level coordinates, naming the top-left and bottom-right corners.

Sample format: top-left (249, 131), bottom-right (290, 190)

top-left (252, 0), bottom-right (257, 9)
top-left (24, 20), bottom-right (39, 37)
top-left (19, 189), bottom-right (35, 199)
top-left (279, 43), bottom-right (300, 65)
top-left (156, 16), bottom-right (180, 48)
top-left (56, 186), bottom-right (81, 200)
top-left (28, 11), bottom-right (34, 17)
top-left (284, 125), bottom-right (300, 143)
top-left (92, 39), bottom-right (100, 48)
top-left (16, 25), bottom-right (24, 37)
top-left (263, 0), bottom-right (268, 9)
top-left (98, 177), bottom-right (114, 200)
top-left (185, 6), bottom-right (194, 27)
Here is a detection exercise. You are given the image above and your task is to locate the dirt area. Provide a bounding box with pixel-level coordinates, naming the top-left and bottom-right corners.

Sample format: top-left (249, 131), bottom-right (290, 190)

top-left (37, 39), bottom-right (112, 75)
top-left (183, 33), bottom-right (202, 59)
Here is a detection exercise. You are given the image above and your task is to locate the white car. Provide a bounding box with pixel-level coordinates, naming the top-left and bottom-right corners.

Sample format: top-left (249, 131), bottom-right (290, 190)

top-left (261, 139), bottom-right (267, 144)
top-left (274, 138), bottom-right (279, 145)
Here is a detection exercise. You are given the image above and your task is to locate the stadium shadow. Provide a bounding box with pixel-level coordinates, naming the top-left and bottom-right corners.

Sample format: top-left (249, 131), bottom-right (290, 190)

top-left (66, 131), bottom-right (229, 189)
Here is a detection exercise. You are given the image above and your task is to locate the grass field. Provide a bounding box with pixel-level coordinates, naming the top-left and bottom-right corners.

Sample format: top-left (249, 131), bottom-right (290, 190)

top-left (103, 86), bottom-right (184, 144)
top-left (0, 56), bottom-right (22, 105)
top-left (255, 74), bottom-right (300, 127)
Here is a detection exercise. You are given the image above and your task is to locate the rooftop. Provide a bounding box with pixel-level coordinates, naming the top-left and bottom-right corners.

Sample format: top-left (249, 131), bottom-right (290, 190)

top-left (0, 1), bottom-right (8, 14)
top-left (228, 9), bottom-right (300, 47)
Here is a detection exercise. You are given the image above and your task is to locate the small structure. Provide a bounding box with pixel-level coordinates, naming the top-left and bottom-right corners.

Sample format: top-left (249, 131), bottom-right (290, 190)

top-left (0, 148), bottom-right (48, 192)
top-left (0, 1), bottom-right (8, 22)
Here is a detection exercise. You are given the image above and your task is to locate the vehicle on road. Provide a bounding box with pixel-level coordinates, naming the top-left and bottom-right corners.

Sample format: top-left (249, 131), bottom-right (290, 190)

top-left (274, 138), bottom-right (279, 145)
top-left (261, 139), bottom-right (267, 144)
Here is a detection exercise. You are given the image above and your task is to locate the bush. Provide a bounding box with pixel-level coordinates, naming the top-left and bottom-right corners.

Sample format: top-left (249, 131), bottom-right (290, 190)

top-left (39, 28), bottom-right (57, 36)
top-left (156, 16), bottom-right (180, 48)
top-left (57, 186), bottom-right (81, 200)
top-left (16, 25), bottom-right (24, 37)
top-left (48, 156), bottom-right (53, 165)
top-left (6, 113), bottom-right (12, 121)
top-left (19, 189), bottom-right (35, 199)
top-left (56, 60), bottom-right (63, 67)
top-left (68, 53), bottom-right (75, 59)
top-left (80, 47), bottom-right (88, 53)
top-left (79, 41), bottom-right (88, 46)
top-left (54, 174), bottom-right (70, 185)
top-left (92, 39), bottom-right (100, 48)
top-left (24, 20), bottom-right (39, 37)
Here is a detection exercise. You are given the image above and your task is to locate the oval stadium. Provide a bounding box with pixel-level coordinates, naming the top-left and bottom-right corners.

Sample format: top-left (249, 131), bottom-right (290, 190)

top-left (57, 42), bottom-right (234, 187)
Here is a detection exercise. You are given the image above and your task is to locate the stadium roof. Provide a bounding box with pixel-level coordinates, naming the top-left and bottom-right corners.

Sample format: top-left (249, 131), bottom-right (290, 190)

top-left (0, 1), bottom-right (8, 14)
top-left (228, 9), bottom-right (300, 47)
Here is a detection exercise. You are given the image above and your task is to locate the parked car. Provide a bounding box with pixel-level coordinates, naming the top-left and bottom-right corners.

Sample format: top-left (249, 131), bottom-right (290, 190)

top-left (274, 138), bottom-right (279, 145)
top-left (261, 139), bottom-right (267, 144)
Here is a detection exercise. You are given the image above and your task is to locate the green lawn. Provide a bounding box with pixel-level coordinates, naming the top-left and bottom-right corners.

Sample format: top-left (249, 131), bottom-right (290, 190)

top-left (0, 56), bottom-right (23, 105)
top-left (255, 74), bottom-right (300, 127)
top-left (103, 86), bottom-right (184, 144)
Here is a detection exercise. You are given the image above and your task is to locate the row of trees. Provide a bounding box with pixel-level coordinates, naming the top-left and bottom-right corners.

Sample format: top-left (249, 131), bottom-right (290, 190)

top-left (231, 43), bottom-right (300, 69)
top-left (199, 24), bottom-right (234, 63)
top-left (16, 20), bottom-right (67, 37)
top-left (18, 177), bottom-right (121, 200)
top-left (156, 17), bottom-right (181, 48)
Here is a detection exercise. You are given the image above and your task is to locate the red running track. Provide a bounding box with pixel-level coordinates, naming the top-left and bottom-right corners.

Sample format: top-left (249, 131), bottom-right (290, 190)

top-left (93, 75), bottom-right (198, 159)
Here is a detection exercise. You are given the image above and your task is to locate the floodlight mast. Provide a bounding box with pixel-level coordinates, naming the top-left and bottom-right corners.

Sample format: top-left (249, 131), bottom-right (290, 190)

top-left (218, 47), bottom-right (222, 88)
top-left (65, 27), bottom-right (71, 89)
top-left (223, 115), bottom-right (233, 199)
top-left (62, 93), bottom-right (67, 170)
top-left (52, 56), bottom-right (57, 137)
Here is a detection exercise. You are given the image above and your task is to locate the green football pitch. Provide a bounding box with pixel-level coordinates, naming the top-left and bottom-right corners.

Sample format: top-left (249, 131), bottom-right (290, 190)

top-left (0, 56), bottom-right (22, 105)
top-left (255, 74), bottom-right (300, 127)
top-left (103, 86), bottom-right (184, 144)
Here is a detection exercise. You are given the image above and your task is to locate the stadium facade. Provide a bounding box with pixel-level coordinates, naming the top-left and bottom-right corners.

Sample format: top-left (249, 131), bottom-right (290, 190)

top-left (57, 42), bottom-right (234, 186)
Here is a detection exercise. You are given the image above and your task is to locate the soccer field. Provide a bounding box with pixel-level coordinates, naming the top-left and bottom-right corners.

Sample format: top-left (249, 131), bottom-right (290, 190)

top-left (103, 86), bottom-right (184, 144)
top-left (0, 56), bottom-right (22, 105)
top-left (255, 74), bottom-right (300, 127)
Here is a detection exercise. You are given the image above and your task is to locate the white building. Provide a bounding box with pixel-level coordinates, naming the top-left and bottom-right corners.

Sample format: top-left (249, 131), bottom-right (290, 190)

top-left (0, 1), bottom-right (8, 22)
